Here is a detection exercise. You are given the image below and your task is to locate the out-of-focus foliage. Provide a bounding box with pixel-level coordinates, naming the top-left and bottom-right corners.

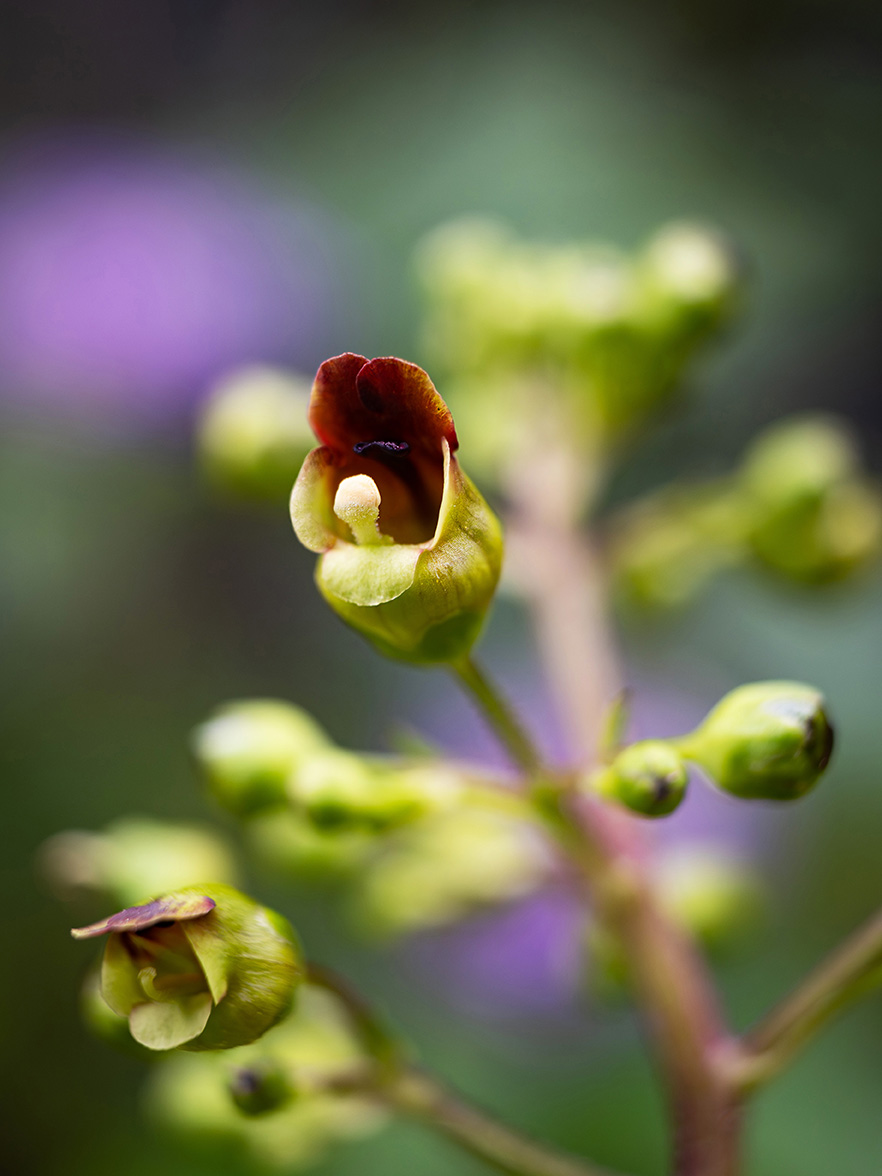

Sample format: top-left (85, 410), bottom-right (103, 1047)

top-left (415, 218), bottom-right (742, 486)
top-left (612, 416), bottom-right (882, 609)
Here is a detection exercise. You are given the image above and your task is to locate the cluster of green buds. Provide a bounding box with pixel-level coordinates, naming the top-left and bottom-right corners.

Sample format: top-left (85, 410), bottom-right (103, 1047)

top-left (191, 697), bottom-right (545, 932)
top-left (612, 414), bottom-right (882, 610)
top-left (196, 365), bottom-right (315, 501)
top-left (71, 885), bottom-right (303, 1051)
top-left (193, 698), bottom-right (461, 838)
top-left (584, 679), bottom-right (834, 816)
top-left (414, 217), bottom-right (742, 478)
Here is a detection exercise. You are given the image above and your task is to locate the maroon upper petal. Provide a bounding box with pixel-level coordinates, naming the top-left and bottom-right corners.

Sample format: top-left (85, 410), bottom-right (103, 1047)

top-left (308, 354), bottom-right (458, 458)
top-left (305, 354), bottom-right (458, 545)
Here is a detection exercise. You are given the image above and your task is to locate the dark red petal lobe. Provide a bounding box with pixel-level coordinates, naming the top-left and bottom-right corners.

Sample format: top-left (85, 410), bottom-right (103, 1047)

top-left (308, 354), bottom-right (458, 458)
top-left (71, 894), bottom-right (216, 940)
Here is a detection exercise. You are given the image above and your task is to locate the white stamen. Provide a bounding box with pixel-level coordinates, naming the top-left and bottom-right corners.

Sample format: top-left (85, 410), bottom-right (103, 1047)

top-left (334, 474), bottom-right (388, 545)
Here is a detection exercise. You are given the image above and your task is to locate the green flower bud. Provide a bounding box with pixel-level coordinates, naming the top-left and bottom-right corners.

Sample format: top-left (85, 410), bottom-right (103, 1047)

top-left (289, 750), bottom-right (460, 833)
top-left (655, 846), bottom-right (765, 957)
top-left (197, 366), bottom-right (314, 501)
top-left (193, 700), bottom-right (329, 816)
top-left (72, 884), bottom-right (303, 1051)
top-left (738, 416), bottom-right (882, 583)
top-left (638, 222), bottom-right (742, 337)
top-left (678, 681), bottom-right (834, 800)
top-left (229, 1060), bottom-right (297, 1116)
top-left (41, 818), bottom-right (239, 908)
top-left (589, 740), bottom-right (688, 818)
top-left (610, 484), bottom-right (747, 611)
top-left (290, 354), bottom-right (503, 664)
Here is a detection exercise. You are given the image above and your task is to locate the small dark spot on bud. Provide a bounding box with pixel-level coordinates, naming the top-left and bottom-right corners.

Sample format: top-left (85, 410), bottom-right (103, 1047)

top-left (231, 1069), bottom-right (261, 1097)
top-left (652, 776), bottom-right (673, 803)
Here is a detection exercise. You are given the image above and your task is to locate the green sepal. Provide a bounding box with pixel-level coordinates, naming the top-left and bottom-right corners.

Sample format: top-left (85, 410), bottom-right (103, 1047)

top-left (101, 933), bottom-right (144, 1016)
top-left (316, 452), bottom-right (502, 665)
top-left (182, 918), bottom-right (231, 1004)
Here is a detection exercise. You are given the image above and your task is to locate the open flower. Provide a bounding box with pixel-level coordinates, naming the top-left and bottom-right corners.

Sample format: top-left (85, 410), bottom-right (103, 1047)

top-left (290, 353), bottom-right (502, 663)
top-left (71, 884), bottom-right (303, 1051)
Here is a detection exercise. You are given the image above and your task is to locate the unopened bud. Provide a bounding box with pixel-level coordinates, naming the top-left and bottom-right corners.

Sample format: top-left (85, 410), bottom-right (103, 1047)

top-left (678, 681), bottom-right (834, 800)
top-left (589, 740), bottom-right (688, 817)
top-left (197, 366), bottom-right (314, 501)
top-left (228, 1060), bottom-right (296, 1116)
top-left (290, 752), bottom-right (458, 833)
top-left (193, 701), bottom-right (328, 816)
top-left (739, 416), bottom-right (882, 583)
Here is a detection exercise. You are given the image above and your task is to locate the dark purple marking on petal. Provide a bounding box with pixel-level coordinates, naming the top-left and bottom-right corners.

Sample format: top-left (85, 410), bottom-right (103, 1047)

top-left (352, 440), bottom-right (410, 456)
top-left (71, 894), bottom-right (215, 940)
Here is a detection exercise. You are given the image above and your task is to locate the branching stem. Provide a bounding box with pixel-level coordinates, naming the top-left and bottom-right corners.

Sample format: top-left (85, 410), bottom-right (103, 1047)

top-left (453, 655), bottom-right (545, 777)
top-left (731, 906), bottom-right (882, 1093)
top-left (306, 963), bottom-right (618, 1176)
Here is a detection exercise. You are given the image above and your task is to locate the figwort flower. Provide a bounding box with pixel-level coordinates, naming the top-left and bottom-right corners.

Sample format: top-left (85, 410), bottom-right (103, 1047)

top-left (290, 353), bottom-right (502, 663)
top-left (72, 884), bottom-right (302, 1051)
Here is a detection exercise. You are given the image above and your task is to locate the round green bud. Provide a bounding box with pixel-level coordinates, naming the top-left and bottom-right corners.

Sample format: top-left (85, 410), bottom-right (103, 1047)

top-left (590, 740), bottom-right (688, 817)
top-left (655, 847), bottom-right (765, 957)
top-left (197, 366), bottom-right (314, 501)
top-left (639, 221), bottom-right (742, 333)
top-left (738, 417), bottom-right (882, 584)
top-left (289, 751), bottom-right (459, 833)
top-left (679, 681), bottom-right (834, 801)
top-left (41, 818), bottom-right (239, 908)
top-left (192, 700), bottom-right (329, 816)
top-left (229, 1060), bottom-right (296, 1116)
top-left (741, 416), bottom-right (857, 507)
top-left (72, 884), bottom-right (303, 1052)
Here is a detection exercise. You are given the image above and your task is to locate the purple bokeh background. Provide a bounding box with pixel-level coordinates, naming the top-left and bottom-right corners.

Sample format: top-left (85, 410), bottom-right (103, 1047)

top-left (0, 130), bottom-right (341, 433)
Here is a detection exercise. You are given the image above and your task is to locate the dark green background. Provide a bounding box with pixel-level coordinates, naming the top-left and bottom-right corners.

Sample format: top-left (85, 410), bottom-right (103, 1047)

top-left (2, 3), bottom-right (882, 1173)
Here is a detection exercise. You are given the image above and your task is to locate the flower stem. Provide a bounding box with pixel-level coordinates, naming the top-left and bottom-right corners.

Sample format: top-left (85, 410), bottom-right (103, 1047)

top-left (453, 655), bottom-right (545, 777)
top-left (306, 962), bottom-right (401, 1075)
top-left (731, 905), bottom-right (882, 1093)
top-left (383, 1066), bottom-right (621, 1176)
top-left (502, 457), bottom-right (742, 1176)
top-left (308, 962), bottom-right (621, 1176)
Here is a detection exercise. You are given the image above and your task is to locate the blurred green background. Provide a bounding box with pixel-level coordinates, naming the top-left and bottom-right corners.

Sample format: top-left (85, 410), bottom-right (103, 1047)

top-left (2, 2), bottom-right (882, 1174)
